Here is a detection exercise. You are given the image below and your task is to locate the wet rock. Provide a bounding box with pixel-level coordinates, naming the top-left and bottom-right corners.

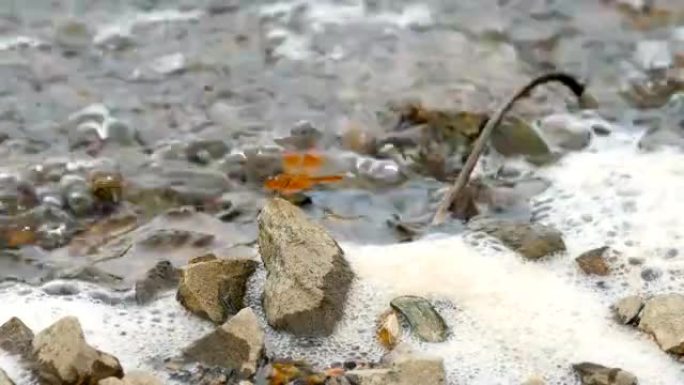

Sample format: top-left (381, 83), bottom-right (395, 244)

top-left (0, 369), bottom-right (15, 385)
top-left (468, 219), bottom-right (566, 260)
top-left (176, 254), bottom-right (258, 324)
top-left (638, 293), bottom-right (684, 354)
top-left (613, 296), bottom-right (644, 325)
top-left (133, 53), bottom-right (186, 81)
top-left (491, 116), bottom-right (551, 159)
top-left (185, 139), bottom-right (229, 165)
top-left (206, 0), bottom-right (239, 15)
top-left (576, 247), bottom-right (611, 276)
top-left (0, 175), bottom-right (38, 215)
top-left (33, 316), bottom-right (123, 385)
top-left (638, 93), bottom-right (684, 151)
top-left (640, 267), bottom-right (662, 281)
top-left (274, 120), bottom-right (323, 151)
top-left (347, 352), bottom-right (446, 385)
top-left (572, 362), bottom-right (637, 385)
top-left (183, 307), bottom-right (264, 377)
top-left (134, 260), bottom-right (180, 305)
top-left (137, 229), bottom-right (214, 249)
top-left (389, 296), bottom-right (447, 343)
top-left (99, 372), bottom-right (163, 385)
top-left (258, 197), bottom-right (354, 337)
top-left (538, 114), bottom-right (592, 151)
top-left (54, 19), bottom-right (92, 52)
top-left (0, 317), bottom-right (34, 359)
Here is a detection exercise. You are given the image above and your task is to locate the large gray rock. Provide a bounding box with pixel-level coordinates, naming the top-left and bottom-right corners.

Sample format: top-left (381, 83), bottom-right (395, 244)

top-left (347, 351), bottom-right (446, 385)
top-left (638, 293), bottom-right (684, 354)
top-left (0, 317), bottom-right (34, 359)
top-left (572, 362), bottom-right (637, 385)
top-left (33, 316), bottom-right (123, 385)
top-left (0, 369), bottom-right (15, 385)
top-left (177, 254), bottom-right (258, 324)
top-left (468, 219), bottom-right (566, 260)
top-left (258, 198), bottom-right (355, 337)
top-left (183, 307), bottom-right (264, 377)
top-left (99, 372), bottom-right (163, 385)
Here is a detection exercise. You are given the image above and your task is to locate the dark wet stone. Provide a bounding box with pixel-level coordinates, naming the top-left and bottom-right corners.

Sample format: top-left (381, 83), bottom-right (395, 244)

top-left (0, 316), bottom-right (34, 359)
top-left (274, 120), bottom-right (323, 151)
top-left (468, 218), bottom-right (566, 260)
top-left (390, 296), bottom-right (448, 343)
top-left (592, 124), bottom-right (611, 136)
top-left (575, 246), bottom-right (610, 276)
top-left (185, 139), bottom-right (229, 165)
top-left (206, 0), bottom-right (240, 15)
top-left (138, 229), bottom-right (214, 249)
top-left (135, 260), bottom-right (180, 305)
top-left (41, 281), bottom-right (81, 296)
top-left (572, 362), bottom-right (637, 385)
top-left (640, 267), bottom-right (662, 281)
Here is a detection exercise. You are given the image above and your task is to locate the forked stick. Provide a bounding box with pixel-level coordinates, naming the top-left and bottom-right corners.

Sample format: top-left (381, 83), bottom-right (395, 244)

top-left (431, 72), bottom-right (595, 225)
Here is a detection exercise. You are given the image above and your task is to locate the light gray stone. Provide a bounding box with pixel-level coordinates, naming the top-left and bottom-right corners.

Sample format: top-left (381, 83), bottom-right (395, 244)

top-left (258, 198), bottom-right (354, 336)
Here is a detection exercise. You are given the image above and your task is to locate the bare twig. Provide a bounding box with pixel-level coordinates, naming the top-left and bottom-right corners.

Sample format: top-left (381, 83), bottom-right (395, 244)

top-left (431, 72), bottom-right (594, 225)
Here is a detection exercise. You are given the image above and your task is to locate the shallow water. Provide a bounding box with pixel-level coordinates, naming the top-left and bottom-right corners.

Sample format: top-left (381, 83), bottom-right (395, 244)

top-left (1, 0), bottom-right (684, 384)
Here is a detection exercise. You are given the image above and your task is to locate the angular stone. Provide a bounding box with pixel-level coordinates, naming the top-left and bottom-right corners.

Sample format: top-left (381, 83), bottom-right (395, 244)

top-left (183, 308), bottom-right (264, 377)
top-left (176, 255), bottom-right (258, 324)
top-left (32, 316), bottom-right (123, 385)
top-left (258, 198), bottom-right (354, 336)
top-left (98, 372), bottom-right (162, 385)
top-left (639, 293), bottom-right (684, 354)
top-left (576, 247), bottom-right (610, 276)
top-left (468, 219), bottom-right (566, 260)
top-left (0, 317), bottom-right (34, 359)
top-left (572, 362), bottom-right (637, 385)
top-left (613, 296), bottom-right (644, 325)
top-left (390, 296), bottom-right (447, 342)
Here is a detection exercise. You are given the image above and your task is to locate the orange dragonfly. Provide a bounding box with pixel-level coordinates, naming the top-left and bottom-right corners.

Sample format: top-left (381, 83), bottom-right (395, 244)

top-left (264, 151), bottom-right (344, 195)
